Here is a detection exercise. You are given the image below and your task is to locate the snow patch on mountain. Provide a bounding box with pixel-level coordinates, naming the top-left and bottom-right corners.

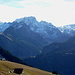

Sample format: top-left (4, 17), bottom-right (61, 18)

top-left (0, 23), bottom-right (10, 32)
top-left (12, 22), bottom-right (23, 29)
top-left (58, 24), bottom-right (75, 36)
top-left (15, 16), bottom-right (60, 39)
top-left (0, 16), bottom-right (62, 40)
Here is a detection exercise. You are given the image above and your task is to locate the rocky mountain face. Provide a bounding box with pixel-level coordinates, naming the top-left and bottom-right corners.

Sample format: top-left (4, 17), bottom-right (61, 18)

top-left (0, 17), bottom-right (75, 41)
top-left (0, 22), bottom-right (11, 32)
top-left (0, 16), bottom-right (73, 59)
top-left (24, 36), bottom-right (75, 75)
top-left (0, 21), bottom-right (49, 59)
top-left (0, 16), bottom-right (67, 42)
top-left (58, 24), bottom-right (75, 36)
top-left (15, 17), bottom-right (62, 40)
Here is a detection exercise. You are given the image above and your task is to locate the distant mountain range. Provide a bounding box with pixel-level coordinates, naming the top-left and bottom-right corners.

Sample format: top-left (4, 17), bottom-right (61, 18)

top-left (0, 16), bottom-right (71, 42)
top-left (15, 17), bottom-right (62, 40)
top-left (0, 16), bottom-right (75, 59)
top-left (0, 22), bottom-right (10, 32)
top-left (2, 21), bottom-right (50, 58)
top-left (0, 16), bottom-right (75, 75)
top-left (0, 16), bottom-right (66, 59)
top-left (58, 24), bottom-right (75, 36)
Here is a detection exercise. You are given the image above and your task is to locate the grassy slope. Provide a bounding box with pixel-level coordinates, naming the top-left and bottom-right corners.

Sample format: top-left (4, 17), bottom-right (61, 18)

top-left (0, 61), bottom-right (53, 75)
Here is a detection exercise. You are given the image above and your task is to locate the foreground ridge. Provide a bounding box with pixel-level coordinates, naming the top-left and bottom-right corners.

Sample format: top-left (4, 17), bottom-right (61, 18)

top-left (0, 61), bottom-right (54, 75)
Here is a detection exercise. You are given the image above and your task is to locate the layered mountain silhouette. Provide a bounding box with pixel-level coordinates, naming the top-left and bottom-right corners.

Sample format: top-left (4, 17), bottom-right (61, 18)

top-left (0, 16), bottom-right (69, 59)
top-left (0, 16), bottom-right (75, 75)
top-left (24, 36), bottom-right (75, 75)
top-left (0, 21), bottom-right (49, 59)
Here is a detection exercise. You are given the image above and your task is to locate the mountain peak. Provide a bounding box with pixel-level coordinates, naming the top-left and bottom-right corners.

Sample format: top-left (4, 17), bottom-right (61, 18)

top-left (24, 16), bottom-right (36, 20)
top-left (15, 16), bottom-right (37, 23)
top-left (40, 20), bottom-right (51, 25)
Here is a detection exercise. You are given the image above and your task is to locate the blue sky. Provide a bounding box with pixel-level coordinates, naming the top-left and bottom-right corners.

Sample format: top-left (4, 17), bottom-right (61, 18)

top-left (0, 0), bottom-right (75, 27)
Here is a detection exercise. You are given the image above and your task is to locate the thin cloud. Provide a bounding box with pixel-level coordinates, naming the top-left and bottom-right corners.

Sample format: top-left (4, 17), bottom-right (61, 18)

top-left (18, 0), bottom-right (51, 8)
top-left (0, 0), bottom-right (63, 8)
top-left (0, 0), bottom-right (50, 8)
top-left (0, 0), bottom-right (24, 8)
